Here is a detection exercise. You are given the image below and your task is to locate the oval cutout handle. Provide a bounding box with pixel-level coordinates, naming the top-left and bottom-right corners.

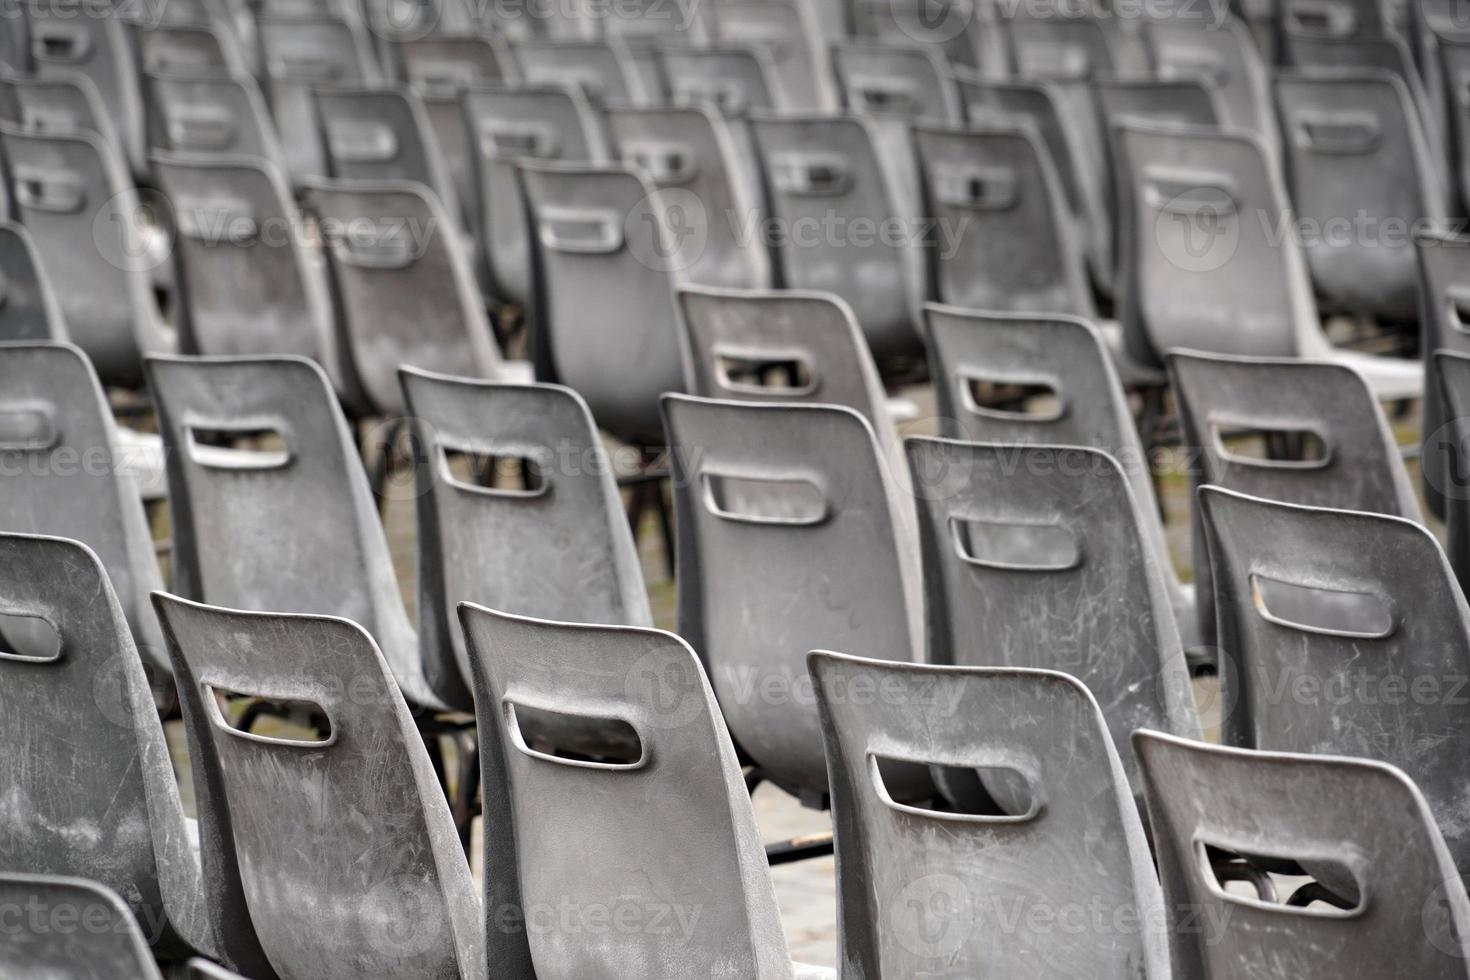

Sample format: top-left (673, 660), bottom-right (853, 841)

top-left (1251, 573), bottom-right (1395, 639)
top-left (13, 171), bottom-right (85, 214)
top-left (504, 699), bottom-right (647, 771)
top-left (184, 424), bottom-right (292, 470)
top-left (326, 120), bottom-right (399, 164)
top-left (949, 516), bottom-right (1082, 572)
top-left (167, 107), bottom-right (239, 151)
top-left (1296, 114), bottom-right (1380, 155)
top-left (770, 153), bottom-right (851, 196)
top-left (538, 209), bottom-right (623, 255)
top-left (0, 404), bottom-right (59, 451)
top-left (935, 165), bottom-right (1019, 211)
top-left (700, 470), bottom-right (828, 526)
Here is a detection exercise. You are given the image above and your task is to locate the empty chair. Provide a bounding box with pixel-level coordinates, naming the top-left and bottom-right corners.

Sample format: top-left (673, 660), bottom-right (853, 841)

top-left (748, 113), bottom-right (923, 359)
top-left (831, 40), bottom-right (962, 122)
top-left (607, 103), bottom-right (769, 289)
top-left (1274, 69), bottom-right (1443, 324)
top-left (461, 607), bottom-right (836, 979)
top-left (1146, 15), bottom-right (1278, 151)
top-left (1136, 731), bottom-right (1470, 978)
top-left (400, 369), bottom-right (652, 699)
top-left (924, 305), bottom-right (1203, 658)
top-left (811, 653), bottom-right (1170, 979)
top-left (256, 15), bottom-right (381, 182)
top-left (463, 83), bottom-right (609, 305)
top-left (0, 220), bottom-right (64, 341)
top-left (710, 0), bottom-right (836, 109)
top-left (147, 354), bottom-right (457, 710)
top-left (145, 71), bottom-right (290, 177)
top-left (1423, 233), bottom-right (1470, 517)
top-left (1115, 119), bottom-right (1422, 399)
top-left (905, 438), bottom-right (1200, 789)
top-left (153, 594), bottom-right (486, 980)
top-left (304, 179), bottom-right (527, 417)
top-left (0, 534), bottom-right (235, 965)
top-left (0, 125), bottom-right (176, 387)
top-left (662, 395), bottom-right (926, 803)
top-left (1199, 486), bottom-right (1470, 877)
top-left (520, 160), bottom-right (685, 444)
top-left (0, 343), bottom-right (169, 672)
top-left (511, 39), bottom-right (640, 103)
top-left (0, 874), bottom-right (183, 980)
top-left (660, 43), bottom-right (780, 114)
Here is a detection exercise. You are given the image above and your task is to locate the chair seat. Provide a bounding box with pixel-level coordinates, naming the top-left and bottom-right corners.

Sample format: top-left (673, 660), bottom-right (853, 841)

top-left (1332, 349), bottom-right (1423, 402)
top-left (115, 427), bottom-right (168, 502)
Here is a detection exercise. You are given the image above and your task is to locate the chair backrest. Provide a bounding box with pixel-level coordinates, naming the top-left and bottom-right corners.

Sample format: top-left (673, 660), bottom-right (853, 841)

top-left (256, 15), bottom-right (380, 182)
top-left (711, 0), bottom-right (835, 109)
top-left (662, 394), bottom-right (924, 801)
top-left (849, 0), bottom-right (991, 76)
top-left (400, 369), bottom-right (651, 695)
top-left (314, 85), bottom-right (461, 219)
top-left (146, 354), bottom-right (451, 708)
top-left (660, 44), bottom-right (780, 114)
top-left (145, 71), bottom-right (290, 177)
top-left (0, 533), bottom-right (221, 962)
top-left (1170, 350), bottom-right (1420, 518)
top-left (1145, 16), bottom-right (1278, 150)
top-left (831, 41), bottom-right (961, 122)
top-left (905, 437), bottom-right (1199, 787)
top-left (520, 160), bottom-right (685, 444)
top-left (1002, 14), bottom-right (1121, 79)
top-left (1274, 69), bottom-right (1441, 322)
top-left (460, 606), bottom-right (798, 979)
top-left (1421, 233), bottom-right (1470, 518)
top-left (135, 22), bottom-right (246, 77)
top-left (0, 124), bottom-right (174, 387)
top-left (0, 72), bottom-right (119, 147)
top-left (1199, 486), bottom-right (1470, 873)
top-left (303, 178), bottom-right (509, 417)
top-left (914, 121), bottom-right (1095, 318)
top-left (1136, 730), bottom-right (1470, 979)
top-left (1439, 32), bottom-right (1470, 214)
top-left (463, 82), bottom-right (608, 304)
top-left (811, 653), bottom-right (1168, 979)
top-left (1115, 120), bottom-right (1318, 366)
top-left (511, 39), bottom-right (638, 102)
top-left (153, 594), bottom-right (484, 980)
top-left (0, 343), bottom-right (167, 670)
top-left (606, 103), bottom-right (769, 290)
top-left (747, 112), bottom-right (922, 358)
top-left (153, 153), bottom-right (337, 367)
top-left (1432, 349), bottom-right (1470, 593)
top-left (0, 873), bottom-right (165, 980)
top-left (0, 220), bottom-right (64, 342)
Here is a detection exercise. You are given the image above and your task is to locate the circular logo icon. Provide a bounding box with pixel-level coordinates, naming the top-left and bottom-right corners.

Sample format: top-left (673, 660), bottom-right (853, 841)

top-left (92, 187), bottom-right (175, 275)
top-left (362, 417), bottom-right (435, 504)
top-left (890, 0), bottom-right (976, 44)
top-left (889, 873), bottom-right (975, 960)
top-left (624, 647), bottom-right (704, 731)
top-left (367, 0), bottom-right (443, 39)
top-left (92, 654), bottom-right (137, 730)
top-left (361, 874), bottom-right (446, 960)
top-left (1422, 419), bottom-right (1470, 503)
top-left (627, 187), bottom-right (708, 275)
top-left (1423, 877), bottom-right (1469, 958)
top-left (1152, 189), bottom-right (1239, 273)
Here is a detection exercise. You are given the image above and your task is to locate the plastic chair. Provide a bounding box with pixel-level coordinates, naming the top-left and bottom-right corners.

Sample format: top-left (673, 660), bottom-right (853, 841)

top-left (459, 606), bottom-right (835, 980)
top-left (924, 304), bottom-right (1202, 658)
top-left (0, 71), bottom-right (122, 149)
top-left (0, 343), bottom-right (169, 671)
top-left (463, 82), bottom-right (610, 305)
top-left (146, 354), bottom-right (455, 710)
top-left (1136, 731), bottom-right (1470, 978)
top-left (0, 219), bottom-right (64, 341)
top-left (0, 873), bottom-right (178, 980)
top-left (831, 40), bottom-right (962, 122)
top-left (747, 112), bottom-right (923, 359)
top-left (661, 394), bottom-right (926, 804)
top-left (1145, 15), bottom-right (1279, 152)
top-left (904, 438), bottom-right (1200, 791)
top-left (1421, 232), bottom-right (1470, 519)
top-left (1114, 119), bottom-right (1423, 399)
top-left (153, 593), bottom-right (486, 980)
top-left (303, 178), bottom-right (529, 417)
top-left (0, 125), bottom-right (176, 388)
top-left (811, 652), bottom-right (1170, 979)
top-left (1431, 348), bottom-right (1470, 591)
top-left (1199, 486), bottom-right (1470, 878)
top-left (607, 102), bottom-right (769, 290)
top-left (0, 533), bottom-right (228, 963)
top-left (520, 160), bottom-right (685, 444)
top-left (710, 0), bottom-right (836, 109)
top-left (1274, 68), bottom-right (1443, 323)
top-left (510, 39), bottom-right (641, 103)
top-left (399, 368), bottom-right (652, 698)
top-left (145, 71), bottom-right (291, 177)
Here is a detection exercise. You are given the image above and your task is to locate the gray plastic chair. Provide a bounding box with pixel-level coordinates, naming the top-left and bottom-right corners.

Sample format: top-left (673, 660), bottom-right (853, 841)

top-left (607, 103), bottom-right (769, 290)
top-left (1421, 232), bottom-right (1470, 519)
top-left (924, 304), bottom-right (1202, 658)
top-left (1136, 731), bottom-right (1470, 978)
top-left (831, 40), bottom-right (962, 122)
top-left (1145, 15), bottom-right (1279, 152)
top-left (1438, 30), bottom-right (1470, 214)
top-left (1115, 119), bottom-right (1423, 399)
top-left (660, 43), bottom-right (781, 114)
top-left (0, 219), bottom-right (64, 341)
top-left (0, 124), bottom-right (176, 387)
top-left (0, 533), bottom-right (235, 964)
top-left (710, 0), bottom-right (836, 109)
top-left (399, 368), bottom-right (651, 697)
top-left (463, 83), bottom-right (609, 305)
top-left (0, 873), bottom-right (171, 980)
top-left (153, 593), bottom-right (486, 980)
top-left (257, 14), bottom-right (381, 183)
top-left (748, 112), bottom-right (923, 359)
top-left (1199, 486), bottom-right (1470, 879)
top-left (0, 343), bottom-right (169, 671)
top-left (1274, 69), bottom-right (1443, 323)
top-left (810, 652), bottom-right (1170, 979)
top-left (520, 160), bottom-right (685, 444)
top-left (662, 394), bottom-right (926, 804)
top-left (303, 178), bottom-right (528, 417)
top-left (146, 354), bottom-right (455, 710)
top-left (459, 606), bottom-right (835, 980)
top-left (145, 71), bottom-right (290, 177)
top-left (511, 39), bottom-right (640, 103)
top-left (1432, 348), bottom-right (1470, 591)
top-left (905, 438), bottom-right (1200, 792)
top-left (0, 71), bottom-right (122, 149)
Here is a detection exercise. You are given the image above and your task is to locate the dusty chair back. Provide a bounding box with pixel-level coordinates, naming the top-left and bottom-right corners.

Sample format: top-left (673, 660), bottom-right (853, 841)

top-left (811, 653), bottom-right (1168, 979)
top-left (153, 594), bottom-right (485, 980)
top-left (1137, 731), bottom-right (1470, 979)
top-left (1200, 485), bottom-right (1470, 879)
top-left (0, 873), bottom-right (167, 980)
top-left (461, 606), bottom-right (812, 979)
